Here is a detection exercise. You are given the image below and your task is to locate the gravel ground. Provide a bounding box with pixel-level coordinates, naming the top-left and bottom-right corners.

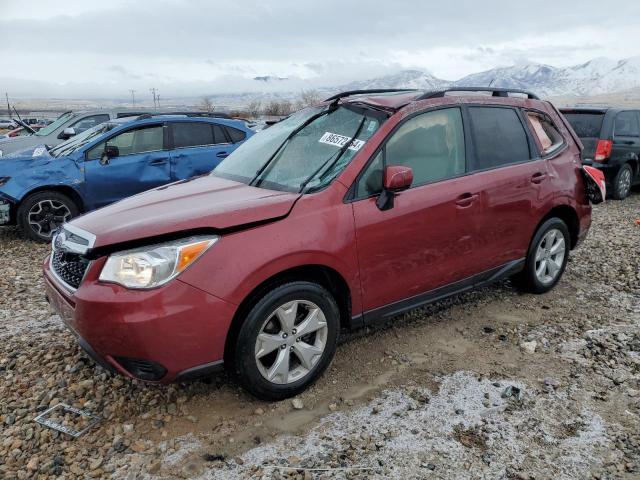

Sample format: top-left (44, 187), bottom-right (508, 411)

top-left (0, 192), bottom-right (638, 479)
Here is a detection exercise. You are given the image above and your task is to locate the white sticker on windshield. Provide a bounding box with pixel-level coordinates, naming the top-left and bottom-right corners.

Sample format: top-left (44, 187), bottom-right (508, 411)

top-left (319, 132), bottom-right (365, 151)
top-left (32, 147), bottom-right (46, 157)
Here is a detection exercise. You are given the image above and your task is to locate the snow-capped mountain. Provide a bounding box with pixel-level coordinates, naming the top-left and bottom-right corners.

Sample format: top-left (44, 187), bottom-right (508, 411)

top-left (338, 70), bottom-right (451, 91)
top-left (326, 57), bottom-right (640, 98)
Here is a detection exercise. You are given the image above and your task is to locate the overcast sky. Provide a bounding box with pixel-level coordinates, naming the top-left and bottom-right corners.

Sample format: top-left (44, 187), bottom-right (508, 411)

top-left (1, 0), bottom-right (639, 99)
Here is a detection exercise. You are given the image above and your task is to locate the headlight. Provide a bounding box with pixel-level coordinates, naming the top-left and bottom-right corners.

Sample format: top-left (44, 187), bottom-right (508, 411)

top-left (99, 235), bottom-right (219, 289)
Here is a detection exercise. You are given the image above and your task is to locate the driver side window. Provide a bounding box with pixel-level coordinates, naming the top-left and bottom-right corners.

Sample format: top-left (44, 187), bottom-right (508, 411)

top-left (87, 124), bottom-right (164, 160)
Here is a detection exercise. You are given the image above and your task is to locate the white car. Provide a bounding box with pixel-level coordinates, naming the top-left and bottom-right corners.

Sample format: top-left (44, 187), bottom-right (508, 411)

top-left (0, 119), bottom-right (17, 130)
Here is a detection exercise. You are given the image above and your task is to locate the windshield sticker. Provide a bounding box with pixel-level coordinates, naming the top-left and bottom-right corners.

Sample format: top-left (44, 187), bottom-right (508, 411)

top-left (319, 132), bottom-right (365, 151)
top-left (32, 147), bottom-right (47, 157)
top-left (367, 120), bottom-right (378, 133)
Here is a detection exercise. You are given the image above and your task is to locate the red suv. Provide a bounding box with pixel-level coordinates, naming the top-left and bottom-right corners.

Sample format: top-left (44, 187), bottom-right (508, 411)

top-left (44, 88), bottom-right (593, 400)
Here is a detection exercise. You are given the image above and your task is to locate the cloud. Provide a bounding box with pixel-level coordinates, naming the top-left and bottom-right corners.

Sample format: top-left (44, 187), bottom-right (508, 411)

top-left (1, 0), bottom-right (639, 97)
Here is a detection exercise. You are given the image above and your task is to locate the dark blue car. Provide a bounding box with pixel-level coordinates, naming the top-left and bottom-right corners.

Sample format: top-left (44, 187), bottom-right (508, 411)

top-left (0, 114), bottom-right (253, 241)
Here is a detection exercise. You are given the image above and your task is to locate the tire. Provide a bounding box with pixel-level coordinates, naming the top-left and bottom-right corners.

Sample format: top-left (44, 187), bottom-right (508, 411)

top-left (17, 191), bottom-right (79, 243)
top-left (511, 218), bottom-right (570, 294)
top-left (234, 281), bottom-right (340, 400)
top-left (612, 164), bottom-right (633, 200)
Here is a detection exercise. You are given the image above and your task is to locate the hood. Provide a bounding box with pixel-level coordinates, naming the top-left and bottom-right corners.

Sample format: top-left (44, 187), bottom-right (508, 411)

top-left (0, 135), bottom-right (44, 157)
top-left (1, 143), bottom-right (52, 160)
top-left (71, 175), bottom-right (301, 248)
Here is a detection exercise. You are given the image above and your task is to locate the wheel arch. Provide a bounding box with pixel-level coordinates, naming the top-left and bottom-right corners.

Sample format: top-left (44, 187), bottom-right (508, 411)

top-left (537, 204), bottom-right (580, 249)
top-left (21, 185), bottom-right (85, 213)
top-left (223, 264), bottom-right (352, 365)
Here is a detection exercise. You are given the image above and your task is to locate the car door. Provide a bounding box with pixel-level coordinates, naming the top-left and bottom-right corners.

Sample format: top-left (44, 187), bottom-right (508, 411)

top-left (465, 106), bottom-right (553, 273)
top-left (351, 107), bottom-right (483, 317)
top-left (612, 110), bottom-right (640, 181)
top-left (169, 121), bottom-right (236, 180)
top-left (83, 123), bottom-right (171, 209)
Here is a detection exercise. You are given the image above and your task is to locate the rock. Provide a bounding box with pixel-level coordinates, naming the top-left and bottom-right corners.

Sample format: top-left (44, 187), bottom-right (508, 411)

top-left (254, 408), bottom-right (265, 416)
top-left (147, 459), bottom-right (162, 474)
top-left (130, 440), bottom-right (147, 453)
top-left (292, 399), bottom-right (304, 410)
top-left (520, 340), bottom-right (537, 354)
top-left (483, 326), bottom-right (495, 334)
top-left (328, 403), bottom-right (338, 412)
top-left (186, 415), bottom-right (198, 423)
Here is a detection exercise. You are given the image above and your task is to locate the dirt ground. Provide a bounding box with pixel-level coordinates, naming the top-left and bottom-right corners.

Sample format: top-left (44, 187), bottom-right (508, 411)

top-left (0, 193), bottom-right (638, 479)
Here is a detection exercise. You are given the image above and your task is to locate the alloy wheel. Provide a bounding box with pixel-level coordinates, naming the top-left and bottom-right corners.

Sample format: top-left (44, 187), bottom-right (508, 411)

top-left (254, 300), bottom-right (328, 385)
top-left (618, 168), bottom-right (632, 198)
top-left (27, 200), bottom-right (72, 238)
top-left (534, 228), bottom-right (566, 285)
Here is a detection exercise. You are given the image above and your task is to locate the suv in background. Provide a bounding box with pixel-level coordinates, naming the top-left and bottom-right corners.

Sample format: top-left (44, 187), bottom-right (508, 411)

top-left (561, 107), bottom-right (640, 199)
top-left (44, 88), bottom-right (593, 400)
top-left (0, 109), bottom-right (155, 157)
top-left (0, 113), bottom-right (253, 241)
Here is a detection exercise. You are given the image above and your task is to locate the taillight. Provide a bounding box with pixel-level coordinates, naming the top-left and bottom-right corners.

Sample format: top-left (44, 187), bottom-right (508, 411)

top-left (594, 139), bottom-right (612, 162)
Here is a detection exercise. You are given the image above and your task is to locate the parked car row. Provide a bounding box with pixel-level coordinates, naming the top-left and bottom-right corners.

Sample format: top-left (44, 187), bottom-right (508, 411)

top-left (0, 112), bottom-right (253, 241)
top-left (41, 87), bottom-right (606, 399)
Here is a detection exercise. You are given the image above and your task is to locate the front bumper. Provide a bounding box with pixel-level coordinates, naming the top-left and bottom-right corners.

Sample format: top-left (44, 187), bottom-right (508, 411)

top-left (44, 255), bottom-right (236, 383)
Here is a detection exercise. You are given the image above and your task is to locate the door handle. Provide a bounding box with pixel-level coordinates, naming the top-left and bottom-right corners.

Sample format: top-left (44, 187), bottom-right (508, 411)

top-left (149, 159), bottom-right (167, 166)
top-left (531, 172), bottom-right (547, 184)
top-left (216, 151), bottom-right (228, 158)
top-left (455, 192), bottom-right (479, 207)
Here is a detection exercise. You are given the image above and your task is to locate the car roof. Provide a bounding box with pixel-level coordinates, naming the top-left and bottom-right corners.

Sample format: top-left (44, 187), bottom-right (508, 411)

top-left (327, 87), bottom-right (542, 111)
top-left (559, 107), bottom-right (632, 114)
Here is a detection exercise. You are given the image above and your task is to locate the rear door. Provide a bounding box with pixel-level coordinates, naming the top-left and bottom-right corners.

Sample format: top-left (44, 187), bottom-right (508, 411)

top-left (169, 121), bottom-right (235, 180)
top-left (466, 106), bottom-right (552, 272)
top-left (612, 111), bottom-right (640, 179)
top-left (83, 123), bottom-right (171, 209)
top-left (352, 107), bottom-right (482, 316)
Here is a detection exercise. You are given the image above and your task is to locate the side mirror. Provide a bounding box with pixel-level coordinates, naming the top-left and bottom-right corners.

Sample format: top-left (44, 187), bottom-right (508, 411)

top-left (100, 145), bottom-right (119, 165)
top-left (376, 165), bottom-right (413, 211)
top-left (58, 127), bottom-right (76, 140)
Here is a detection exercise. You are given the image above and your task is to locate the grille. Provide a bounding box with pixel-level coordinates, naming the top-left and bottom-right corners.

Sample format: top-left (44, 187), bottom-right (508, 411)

top-left (52, 249), bottom-right (90, 289)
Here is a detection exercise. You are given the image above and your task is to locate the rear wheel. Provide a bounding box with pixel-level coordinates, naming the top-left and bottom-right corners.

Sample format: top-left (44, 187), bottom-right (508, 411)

top-left (612, 164), bottom-right (633, 200)
top-left (234, 282), bottom-right (339, 400)
top-left (17, 191), bottom-right (78, 242)
top-left (512, 218), bottom-right (569, 294)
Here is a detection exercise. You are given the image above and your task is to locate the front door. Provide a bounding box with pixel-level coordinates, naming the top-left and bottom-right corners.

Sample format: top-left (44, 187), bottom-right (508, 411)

top-left (83, 123), bottom-right (171, 209)
top-left (352, 107), bottom-right (482, 317)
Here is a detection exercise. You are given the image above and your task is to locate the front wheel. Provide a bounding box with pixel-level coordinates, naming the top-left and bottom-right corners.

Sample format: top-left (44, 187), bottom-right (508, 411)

top-left (512, 218), bottom-right (570, 294)
top-left (234, 282), bottom-right (340, 400)
top-left (17, 191), bottom-right (79, 242)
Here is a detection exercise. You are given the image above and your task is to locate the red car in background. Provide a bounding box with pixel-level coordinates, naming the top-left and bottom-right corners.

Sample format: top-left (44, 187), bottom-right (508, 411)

top-left (44, 87), bottom-right (595, 400)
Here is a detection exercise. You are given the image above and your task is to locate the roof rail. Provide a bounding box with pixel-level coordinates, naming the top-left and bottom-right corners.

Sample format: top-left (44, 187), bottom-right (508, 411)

top-left (417, 87), bottom-right (540, 100)
top-left (136, 111), bottom-right (231, 120)
top-left (324, 89), bottom-right (420, 102)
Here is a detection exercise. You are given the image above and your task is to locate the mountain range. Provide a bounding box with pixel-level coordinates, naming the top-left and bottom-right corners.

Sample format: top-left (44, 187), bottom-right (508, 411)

top-left (335, 57), bottom-right (640, 98)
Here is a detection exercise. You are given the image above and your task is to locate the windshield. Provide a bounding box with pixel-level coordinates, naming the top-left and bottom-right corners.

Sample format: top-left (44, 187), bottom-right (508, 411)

top-left (213, 105), bottom-right (384, 192)
top-left (49, 122), bottom-right (119, 158)
top-left (35, 112), bottom-right (75, 136)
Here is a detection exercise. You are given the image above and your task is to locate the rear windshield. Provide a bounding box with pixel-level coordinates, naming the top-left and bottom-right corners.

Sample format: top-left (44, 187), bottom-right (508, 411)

top-left (562, 112), bottom-right (604, 138)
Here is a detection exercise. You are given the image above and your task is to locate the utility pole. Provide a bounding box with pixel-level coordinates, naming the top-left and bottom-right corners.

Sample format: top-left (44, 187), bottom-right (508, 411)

top-left (156, 93), bottom-right (160, 108)
top-left (150, 88), bottom-right (158, 108)
top-left (129, 89), bottom-right (136, 107)
top-left (5, 93), bottom-right (10, 119)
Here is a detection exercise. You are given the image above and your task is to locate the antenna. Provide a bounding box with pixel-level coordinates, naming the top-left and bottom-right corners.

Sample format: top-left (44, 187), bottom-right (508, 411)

top-left (488, 79), bottom-right (496, 87)
top-left (129, 89), bottom-right (136, 107)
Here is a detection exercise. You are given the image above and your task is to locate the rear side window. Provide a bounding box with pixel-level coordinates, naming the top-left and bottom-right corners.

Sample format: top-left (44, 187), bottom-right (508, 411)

top-left (385, 107), bottom-right (466, 186)
top-left (212, 125), bottom-right (227, 144)
top-left (562, 113), bottom-right (604, 138)
top-left (526, 112), bottom-right (564, 156)
top-left (173, 122), bottom-right (215, 148)
top-left (468, 107), bottom-right (530, 170)
top-left (614, 111), bottom-right (640, 137)
top-left (225, 126), bottom-right (246, 143)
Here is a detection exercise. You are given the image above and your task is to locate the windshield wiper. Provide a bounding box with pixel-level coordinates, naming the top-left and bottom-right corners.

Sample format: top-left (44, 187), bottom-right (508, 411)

top-left (250, 106), bottom-right (336, 188)
top-left (298, 115), bottom-right (367, 193)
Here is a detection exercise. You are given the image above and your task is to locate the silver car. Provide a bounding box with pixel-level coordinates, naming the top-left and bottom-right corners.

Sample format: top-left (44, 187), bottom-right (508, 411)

top-left (0, 109), bottom-right (152, 157)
